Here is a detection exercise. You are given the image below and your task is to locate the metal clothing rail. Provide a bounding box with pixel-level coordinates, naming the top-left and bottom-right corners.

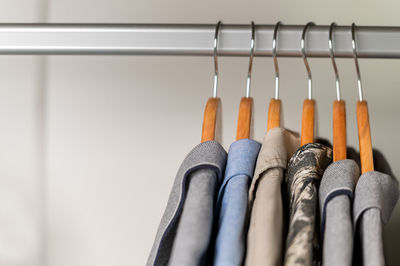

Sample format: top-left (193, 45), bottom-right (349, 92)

top-left (0, 23), bottom-right (400, 58)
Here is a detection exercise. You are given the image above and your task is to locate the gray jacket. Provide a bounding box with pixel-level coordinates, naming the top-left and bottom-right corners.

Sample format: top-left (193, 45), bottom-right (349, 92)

top-left (353, 170), bottom-right (399, 266)
top-left (319, 159), bottom-right (360, 266)
top-left (147, 141), bottom-right (227, 266)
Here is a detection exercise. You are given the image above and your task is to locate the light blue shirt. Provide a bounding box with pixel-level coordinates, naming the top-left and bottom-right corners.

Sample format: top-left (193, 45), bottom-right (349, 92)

top-left (213, 139), bottom-right (261, 266)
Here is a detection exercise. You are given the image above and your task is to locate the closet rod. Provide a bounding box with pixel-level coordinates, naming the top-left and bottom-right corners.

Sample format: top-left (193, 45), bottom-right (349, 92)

top-left (0, 23), bottom-right (399, 57)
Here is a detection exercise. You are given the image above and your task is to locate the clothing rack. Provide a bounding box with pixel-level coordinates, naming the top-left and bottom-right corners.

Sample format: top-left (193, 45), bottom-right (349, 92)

top-left (0, 23), bottom-right (400, 58)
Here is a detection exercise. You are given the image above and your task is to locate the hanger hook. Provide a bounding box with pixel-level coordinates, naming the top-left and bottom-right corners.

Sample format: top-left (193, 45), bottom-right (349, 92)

top-left (301, 22), bottom-right (315, 100)
top-left (352, 23), bottom-right (363, 101)
top-left (213, 21), bottom-right (222, 98)
top-left (329, 22), bottom-right (341, 101)
top-left (246, 21), bottom-right (255, 98)
top-left (272, 21), bottom-right (282, 99)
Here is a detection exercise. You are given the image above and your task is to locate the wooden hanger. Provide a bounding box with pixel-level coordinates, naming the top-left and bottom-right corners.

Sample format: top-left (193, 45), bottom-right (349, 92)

top-left (329, 23), bottom-right (347, 161)
top-left (333, 100), bottom-right (347, 161)
top-left (236, 97), bottom-right (253, 140)
top-left (267, 22), bottom-right (282, 131)
top-left (352, 23), bottom-right (374, 174)
top-left (300, 22), bottom-right (316, 146)
top-left (301, 99), bottom-right (315, 146)
top-left (356, 101), bottom-right (373, 173)
top-left (267, 99), bottom-right (281, 131)
top-left (201, 98), bottom-right (220, 142)
top-left (201, 21), bottom-right (222, 143)
top-left (236, 21), bottom-right (255, 140)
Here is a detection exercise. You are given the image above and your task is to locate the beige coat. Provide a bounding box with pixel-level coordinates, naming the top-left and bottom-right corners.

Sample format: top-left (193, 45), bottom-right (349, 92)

top-left (245, 128), bottom-right (300, 266)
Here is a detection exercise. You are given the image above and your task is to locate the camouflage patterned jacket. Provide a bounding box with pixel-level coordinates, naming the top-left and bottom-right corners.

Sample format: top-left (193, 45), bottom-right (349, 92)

top-left (284, 143), bottom-right (333, 266)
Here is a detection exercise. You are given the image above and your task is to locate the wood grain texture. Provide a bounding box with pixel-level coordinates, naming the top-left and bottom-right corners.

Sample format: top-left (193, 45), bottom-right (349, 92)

top-left (201, 97), bottom-right (220, 143)
top-left (236, 97), bottom-right (253, 140)
top-left (356, 100), bottom-right (374, 174)
top-left (300, 99), bottom-right (315, 146)
top-left (267, 98), bottom-right (281, 131)
top-left (333, 100), bottom-right (347, 161)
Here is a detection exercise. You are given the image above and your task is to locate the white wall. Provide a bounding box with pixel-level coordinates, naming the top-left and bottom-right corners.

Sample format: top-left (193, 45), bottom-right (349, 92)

top-left (1, 0), bottom-right (400, 265)
top-left (0, 1), bottom-right (46, 266)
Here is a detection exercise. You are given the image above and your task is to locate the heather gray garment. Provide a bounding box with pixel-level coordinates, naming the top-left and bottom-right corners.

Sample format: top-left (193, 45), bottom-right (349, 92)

top-left (147, 141), bottom-right (227, 266)
top-left (359, 208), bottom-right (384, 266)
top-left (284, 143), bottom-right (333, 266)
top-left (319, 159), bottom-right (360, 266)
top-left (168, 169), bottom-right (216, 266)
top-left (353, 170), bottom-right (399, 266)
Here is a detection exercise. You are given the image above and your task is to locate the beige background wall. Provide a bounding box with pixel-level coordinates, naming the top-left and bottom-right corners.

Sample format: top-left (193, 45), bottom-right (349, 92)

top-left (0, 0), bottom-right (400, 265)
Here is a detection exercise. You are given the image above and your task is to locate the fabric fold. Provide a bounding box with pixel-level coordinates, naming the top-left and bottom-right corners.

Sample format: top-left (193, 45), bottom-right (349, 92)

top-left (353, 171), bottom-right (399, 225)
top-left (147, 141), bottom-right (227, 266)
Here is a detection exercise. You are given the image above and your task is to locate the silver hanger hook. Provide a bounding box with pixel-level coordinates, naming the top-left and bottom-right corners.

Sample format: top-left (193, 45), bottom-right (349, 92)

top-left (272, 21), bottom-right (282, 99)
top-left (301, 22), bottom-right (315, 100)
top-left (213, 21), bottom-right (222, 98)
top-left (329, 22), bottom-right (341, 101)
top-left (351, 23), bottom-right (364, 101)
top-left (246, 21), bottom-right (255, 98)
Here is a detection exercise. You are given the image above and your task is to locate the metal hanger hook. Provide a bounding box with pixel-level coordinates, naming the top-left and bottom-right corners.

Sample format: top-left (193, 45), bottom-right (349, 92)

top-left (329, 22), bottom-right (341, 101)
top-left (352, 22), bottom-right (364, 101)
top-left (272, 21), bottom-right (282, 99)
top-left (301, 22), bottom-right (315, 100)
top-left (246, 21), bottom-right (255, 98)
top-left (213, 21), bottom-right (222, 98)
